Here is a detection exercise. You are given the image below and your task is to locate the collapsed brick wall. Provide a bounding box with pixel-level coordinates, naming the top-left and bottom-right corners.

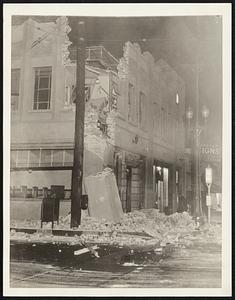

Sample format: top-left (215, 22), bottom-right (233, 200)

top-left (84, 102), bottom-right (116, 170)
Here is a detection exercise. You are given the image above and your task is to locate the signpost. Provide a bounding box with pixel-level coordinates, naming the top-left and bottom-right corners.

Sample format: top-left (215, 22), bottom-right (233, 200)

top-left (205, 165), bottom-right (213, 224)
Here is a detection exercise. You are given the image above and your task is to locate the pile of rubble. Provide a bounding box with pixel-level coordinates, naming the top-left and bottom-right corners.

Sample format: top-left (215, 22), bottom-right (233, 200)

top-left (10, 209), bottom-right (209, 249)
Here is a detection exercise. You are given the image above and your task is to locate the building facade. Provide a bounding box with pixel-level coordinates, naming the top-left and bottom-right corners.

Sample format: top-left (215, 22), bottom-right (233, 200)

top-left (10, 17), bottom-right (186, 215)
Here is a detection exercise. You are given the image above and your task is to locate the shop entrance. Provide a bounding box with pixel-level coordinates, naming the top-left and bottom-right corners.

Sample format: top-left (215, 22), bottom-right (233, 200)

top-left (153, 162), bottom-right (170, 213)
top-left (126, 166), bottom-right (132, 212)
top-left (114, 150), bottom-right (145, 213)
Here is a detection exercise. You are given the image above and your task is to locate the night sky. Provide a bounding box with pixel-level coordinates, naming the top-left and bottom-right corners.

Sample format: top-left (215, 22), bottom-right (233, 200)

top-left (12, 15), bottom-right (222, 146)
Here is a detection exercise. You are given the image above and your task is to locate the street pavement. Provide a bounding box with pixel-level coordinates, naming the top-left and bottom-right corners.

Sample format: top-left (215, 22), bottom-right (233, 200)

top-left (10, 240), bottom-right (221, 288)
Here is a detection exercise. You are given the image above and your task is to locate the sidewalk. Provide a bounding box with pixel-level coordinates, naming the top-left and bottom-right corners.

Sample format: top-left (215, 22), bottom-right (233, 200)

top-left (10, 210), bottom-right (222, 253)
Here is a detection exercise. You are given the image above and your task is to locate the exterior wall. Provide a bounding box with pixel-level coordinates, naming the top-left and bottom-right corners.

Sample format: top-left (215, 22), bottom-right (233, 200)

top-left (115, 42), bottom-right (186, 211)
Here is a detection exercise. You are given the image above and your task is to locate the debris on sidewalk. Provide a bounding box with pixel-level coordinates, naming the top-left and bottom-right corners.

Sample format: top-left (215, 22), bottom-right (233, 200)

top-left (10, 197), bottom-right (223, 253)
top-left (10, 208), bottom-right (221, 251)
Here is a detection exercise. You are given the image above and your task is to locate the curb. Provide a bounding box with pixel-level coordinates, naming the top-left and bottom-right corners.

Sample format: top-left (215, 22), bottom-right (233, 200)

top-left (10, 227), bottom-right (153, 238)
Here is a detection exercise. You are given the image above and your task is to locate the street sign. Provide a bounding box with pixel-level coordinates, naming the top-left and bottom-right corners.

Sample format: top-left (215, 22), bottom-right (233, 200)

top-left (200, 144), bottom-right (221, 162)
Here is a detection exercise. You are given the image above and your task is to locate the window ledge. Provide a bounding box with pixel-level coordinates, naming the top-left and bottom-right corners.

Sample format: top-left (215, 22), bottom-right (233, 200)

top-left (28, 109), bottom-right (52, 113)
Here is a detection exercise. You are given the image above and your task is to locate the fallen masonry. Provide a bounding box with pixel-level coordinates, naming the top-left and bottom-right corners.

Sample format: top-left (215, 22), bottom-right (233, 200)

top-left (10, 209), bottom-right (222, 250)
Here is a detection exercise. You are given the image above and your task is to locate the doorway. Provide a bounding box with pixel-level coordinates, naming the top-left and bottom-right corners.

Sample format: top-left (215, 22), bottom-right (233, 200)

top-left (153, 163), bottom-right (169, 213)
top-left (126, 166), bottom-right (132, 212)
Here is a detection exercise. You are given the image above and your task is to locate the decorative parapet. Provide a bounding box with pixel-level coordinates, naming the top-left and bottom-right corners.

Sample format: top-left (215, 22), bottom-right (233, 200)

top-left (117, 43), bottom-right (130, 79)
top-left (56, 16), bottom-right (72, 66)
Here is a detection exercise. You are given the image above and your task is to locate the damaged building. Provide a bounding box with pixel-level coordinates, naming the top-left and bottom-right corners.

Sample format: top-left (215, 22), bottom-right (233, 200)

top-left (10, 16), bottom-right (187, 217)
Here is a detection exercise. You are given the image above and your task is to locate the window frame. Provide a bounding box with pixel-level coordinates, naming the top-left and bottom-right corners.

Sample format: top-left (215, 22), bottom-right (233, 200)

top-left (33, 66), bottom-right (52, 111)
top-left (139, 91), bottom-right (146, 129)
top-left (128, 83), bottom-right (135, 123)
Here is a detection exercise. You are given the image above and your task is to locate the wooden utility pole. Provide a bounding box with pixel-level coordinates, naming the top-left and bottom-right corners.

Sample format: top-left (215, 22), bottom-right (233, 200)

top-left (70, 20), bottom-right (86, 228)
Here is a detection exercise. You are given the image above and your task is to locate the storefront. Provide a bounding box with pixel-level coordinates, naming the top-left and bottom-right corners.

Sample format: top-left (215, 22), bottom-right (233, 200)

top-left (152, 159), bottom-right (185, 214)
top-left (153, 161), bottom-right (170, 213)
top-left (114, 149), bottom-right (145, 212)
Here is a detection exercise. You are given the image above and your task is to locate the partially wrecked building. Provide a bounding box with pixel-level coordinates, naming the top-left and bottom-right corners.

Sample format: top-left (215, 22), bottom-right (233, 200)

top-left (10, 17), bottom-right (188, 215)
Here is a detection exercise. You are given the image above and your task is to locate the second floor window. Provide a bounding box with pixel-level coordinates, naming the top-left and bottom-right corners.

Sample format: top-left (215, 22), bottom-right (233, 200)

top-left (11, 68), bottom-right (20, 111)
top-left (139, 91), bottom-right (146, 128)
top-left (128, 83), bottom-right (135, 122)
top-left (33, 67), bottom-right (52, 110)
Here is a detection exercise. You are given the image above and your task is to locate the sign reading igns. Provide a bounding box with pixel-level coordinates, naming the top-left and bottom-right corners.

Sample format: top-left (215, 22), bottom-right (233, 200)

top-left (200, 145), bottom-right (221, 162)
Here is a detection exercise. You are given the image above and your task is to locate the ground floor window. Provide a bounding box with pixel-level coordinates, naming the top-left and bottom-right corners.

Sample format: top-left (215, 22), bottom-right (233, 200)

top-left (10, 149), bottom-right (74, 169)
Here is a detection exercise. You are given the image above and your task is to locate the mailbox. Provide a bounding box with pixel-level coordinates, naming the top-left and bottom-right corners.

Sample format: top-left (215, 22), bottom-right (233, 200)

top-left (51, 185), bottom-right (64, 222)
top-left (41, 185), bottom-right (64, 229)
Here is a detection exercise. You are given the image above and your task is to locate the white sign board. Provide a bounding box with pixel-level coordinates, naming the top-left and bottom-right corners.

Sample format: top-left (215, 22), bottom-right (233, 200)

top-left (205, 167), bottom-right (213, 185)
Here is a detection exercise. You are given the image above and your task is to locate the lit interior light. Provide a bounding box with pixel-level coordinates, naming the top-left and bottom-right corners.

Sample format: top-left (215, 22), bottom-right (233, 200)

top-left (201, 105), bottom-right (209, 119)
top-left (176, 93), bottom-right (179, 104)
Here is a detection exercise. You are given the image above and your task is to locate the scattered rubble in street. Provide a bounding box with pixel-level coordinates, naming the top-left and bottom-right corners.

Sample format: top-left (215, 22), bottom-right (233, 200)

top-left (10, 209), bottom-right (222, 250)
